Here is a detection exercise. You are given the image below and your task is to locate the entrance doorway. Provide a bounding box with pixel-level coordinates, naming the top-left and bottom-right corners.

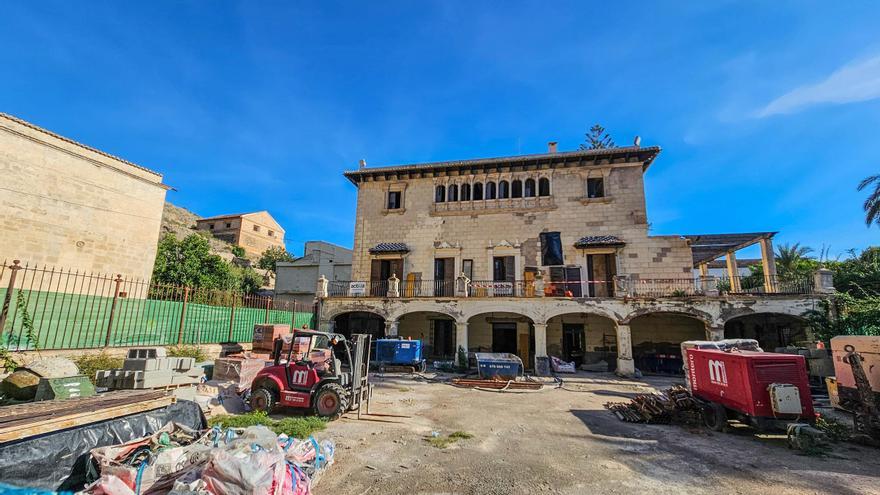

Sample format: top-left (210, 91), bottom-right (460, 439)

top-left (492, 322), bottom-right (518, 354)
top-left (586, 253), bottom-right (616, 297)
top-left (432, 320), bottom-right (455, 358)
top-left (370, 258), bottom-right (402, 296)
top-left (562, 323), bottom-right (586, 366)
top-left (433, 258), bottom-right (454, 296)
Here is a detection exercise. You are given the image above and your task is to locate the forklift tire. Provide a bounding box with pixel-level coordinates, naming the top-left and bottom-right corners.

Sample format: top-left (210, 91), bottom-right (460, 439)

top-left (250, 386), bottom-right (277, 413)
top-left (313, 383), bottom-right (350, 420)
top-left (703, 402), bottom-right (728, 431)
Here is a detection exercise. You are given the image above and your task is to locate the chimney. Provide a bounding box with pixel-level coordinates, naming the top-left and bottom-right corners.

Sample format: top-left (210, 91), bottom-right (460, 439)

top-left (359, 159), bottom-right (367, 169)
top-left (548, 141), bottom-right (558, 154)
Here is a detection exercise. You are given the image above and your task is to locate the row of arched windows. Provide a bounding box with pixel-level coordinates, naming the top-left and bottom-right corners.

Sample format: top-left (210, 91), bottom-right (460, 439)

top-left (435, 177), bottom-right (550, 203)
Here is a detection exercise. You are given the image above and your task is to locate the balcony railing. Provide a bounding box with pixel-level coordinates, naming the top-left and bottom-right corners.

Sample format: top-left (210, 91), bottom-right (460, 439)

top-left (322, 272), bottom-right (828, 299)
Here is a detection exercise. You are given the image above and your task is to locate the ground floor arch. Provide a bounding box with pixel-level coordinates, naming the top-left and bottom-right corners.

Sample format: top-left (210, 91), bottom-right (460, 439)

top-left (724, 312), bottom-right (811, 350)
top-left (466, 311), bottom-right (534, 367)
top-left (545, 312), bottom-right (618, 369)
top-left (332, 311), bottom-right (386, 342)
top-left (629, 312), bottom-right (707, 375)
top-left (395, 311), bottom-right (458, 360)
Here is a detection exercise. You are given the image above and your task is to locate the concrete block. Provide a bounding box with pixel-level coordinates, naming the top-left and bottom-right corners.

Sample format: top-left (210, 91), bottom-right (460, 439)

top-left (123, 357), bottom-right (168, 371)
top-left (126, 348), bottom-right (167, 359)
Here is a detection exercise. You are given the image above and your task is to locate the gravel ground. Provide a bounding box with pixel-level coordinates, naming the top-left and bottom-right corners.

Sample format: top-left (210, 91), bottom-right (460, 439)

top-left (315, 371), bottom-right (880, 495)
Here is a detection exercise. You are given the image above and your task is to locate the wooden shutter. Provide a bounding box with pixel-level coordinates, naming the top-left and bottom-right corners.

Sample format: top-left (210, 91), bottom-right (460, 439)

top-left (370, 260), bottom-right (381, 282)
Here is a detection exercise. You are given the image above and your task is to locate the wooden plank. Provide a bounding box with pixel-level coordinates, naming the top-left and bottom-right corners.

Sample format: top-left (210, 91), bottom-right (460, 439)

top-left (0, 390), bottom-right (167, 425)
top-left (0, 392), bottom-right (174, 443)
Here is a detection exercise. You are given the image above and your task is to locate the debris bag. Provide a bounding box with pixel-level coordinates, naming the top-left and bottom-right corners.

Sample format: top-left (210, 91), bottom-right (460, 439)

top-left (278, 436), bottom-right (335, 482)
top-left (550, 356), bottom-right (576, 373)
top-left (201, 426), bottom-right (287, 495)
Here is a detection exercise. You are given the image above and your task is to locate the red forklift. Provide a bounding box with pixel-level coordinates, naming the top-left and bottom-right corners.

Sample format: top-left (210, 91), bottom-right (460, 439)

top-left (249, 330), bottom-right (372, 420)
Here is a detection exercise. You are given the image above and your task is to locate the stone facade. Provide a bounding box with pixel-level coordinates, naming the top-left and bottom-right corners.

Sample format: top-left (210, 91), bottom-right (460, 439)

top-left (195, 211), bottom-right (285, 258)
top-left (275, 241), bottom-right (352, 307)
top-left (348, 147), bottom-right (692, 285)
top-left (0, 113), bottom-right (168, 280)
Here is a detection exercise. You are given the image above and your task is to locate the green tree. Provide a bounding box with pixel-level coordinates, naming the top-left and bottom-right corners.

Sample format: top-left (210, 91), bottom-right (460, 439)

top-left (231, 245), bottom-right (246, 258)
top-left (579, 124), bottom-right (615, 150)
top-left (858, 174), bottom-right (880, 227)
top-left (257, 246), bottom-right (295, 272)
top-left (153, 233), bottom-right (241, 291)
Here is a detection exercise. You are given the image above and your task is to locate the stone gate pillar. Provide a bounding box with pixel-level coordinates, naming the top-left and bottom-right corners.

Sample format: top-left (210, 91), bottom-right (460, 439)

top-left (385, 320), bottom-right (399, 337)
top-left (706, 324), bottom-right (724, 341)
top-left (533, 323), bottom-right (548, 358)
top-left (455, 321), bottom-right (469, 367)
top-left (615, 323), bottom-right (635, 377)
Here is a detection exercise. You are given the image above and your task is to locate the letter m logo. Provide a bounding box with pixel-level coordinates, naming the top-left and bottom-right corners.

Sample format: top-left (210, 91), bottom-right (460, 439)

top-left (290, 370), bottom-right (308, 386)
top-left (708, 359), bottom-right (727, 386)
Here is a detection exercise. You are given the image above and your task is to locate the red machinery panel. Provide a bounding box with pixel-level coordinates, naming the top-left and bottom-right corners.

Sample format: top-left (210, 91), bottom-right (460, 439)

top-left (686, 349), bottom-right (814, 419)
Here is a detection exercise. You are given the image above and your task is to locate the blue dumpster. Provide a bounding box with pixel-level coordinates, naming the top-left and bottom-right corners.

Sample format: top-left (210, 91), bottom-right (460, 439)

top-left (376, 339), bottom-right (423, 365)
top-left (475, 353), bottom-right (522, 380)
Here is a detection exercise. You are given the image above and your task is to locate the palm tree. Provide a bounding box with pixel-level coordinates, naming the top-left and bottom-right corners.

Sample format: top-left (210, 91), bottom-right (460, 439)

top-left (858, 175), bottom-right (880, 226)
top-left (775, 242), bottom-right (813, 277)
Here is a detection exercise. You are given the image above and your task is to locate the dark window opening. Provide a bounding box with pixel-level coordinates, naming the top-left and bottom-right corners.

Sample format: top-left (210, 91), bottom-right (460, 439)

top-left (538, 178), bottom-right (550, 196)
top-left (486, 182), bottom-right (497, 199)
top-left (448, 184), bottom-right (459, 201)
top-left (435, 185), bottom-right (446, 202)
top-left (524, 178), bottom-right (536, 197)
top-left (512, 179), bottom-right (522, 198)
top-left (539, 232), bottom-right (564, 266)
top-left (462, 259), bottom-right (474, 280)
top-left (499, 180), bottom-right (510, 199)
top-left (587, 178), bottom-right (605, 198)
top-left (208, 223), bottom-right (215, 230)
top-left (387, 191), bottom-right (402, 209)
top-left (473, 183), bottom-right (483, 200)
top-left (493, 256), bottom-right (515, 282)
top-left (461, 183), bottom-right (471, 201)
top-left (225, 222), bottom-right (232, 228)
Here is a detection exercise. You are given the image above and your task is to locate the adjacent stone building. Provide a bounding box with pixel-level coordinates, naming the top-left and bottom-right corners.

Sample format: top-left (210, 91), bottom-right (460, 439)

top-left (195, 211), bottom-right (285, 258)
top-left (318, 143), bottom-right (831, 376)
top-left (275, 241), bottom-right (352, 307)
top-left (0, 112), bottom-right (169, 280)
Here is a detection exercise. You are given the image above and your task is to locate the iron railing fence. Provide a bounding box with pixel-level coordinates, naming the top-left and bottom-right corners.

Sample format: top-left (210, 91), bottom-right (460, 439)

top-left (629, 278), bottom-right (704, 297)
top-left (719, 275), bottom-right (815, 295)
top-left (402, 279), bottom-right (455, 297)
top-left (0, 259), bottom-right (314, 351)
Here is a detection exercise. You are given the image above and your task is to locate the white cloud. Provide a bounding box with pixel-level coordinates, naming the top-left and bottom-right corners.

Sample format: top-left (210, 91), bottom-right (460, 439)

top-left (756, 55), bottom-right (880, 117)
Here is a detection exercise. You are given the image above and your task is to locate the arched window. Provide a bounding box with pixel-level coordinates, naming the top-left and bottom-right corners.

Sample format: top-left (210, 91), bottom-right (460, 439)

top-left (473, 182), bottom-right (483, 200)
top-left (524, 178), bottom-right (536, 197)
top-left (448, 184), bottom-right (459, 202)
top-left (486, 182), bottom-right (497, 200)
top-left (538, 177), bottom-right (550, 196)
top-left (461, 183), bottom-right (471, 201)
top-left (499, 180), bottom-right (510, 199)
top-left (512, 179), bottom-right (523, 198)
top-left (435, 185), bottom-right (445, 203)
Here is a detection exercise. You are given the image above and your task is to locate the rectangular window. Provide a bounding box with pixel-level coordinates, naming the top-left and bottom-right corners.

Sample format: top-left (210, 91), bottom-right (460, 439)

top-left (462, 259), bottom-right (474, 280)
top-left (587, 178), bottom-right (605, 198)
top-left (539, 232), bottom-right (564, 266)
top-left (492, 256), bottom-right (515, 282)
top-left (253, 225), bottom-right (260, 232)
top-left (268, 230), bottom-right (274, 237)
top-left (208, 223), bottom-right (215, 230)
top-left (387, 191), bottom-right (402, 209)
top-left (226, 222), bottom-right (232, 228)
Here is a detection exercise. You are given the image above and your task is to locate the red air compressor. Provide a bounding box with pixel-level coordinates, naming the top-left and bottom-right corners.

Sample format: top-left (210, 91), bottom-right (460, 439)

top-left (685, 348), bottom-right (815, 431)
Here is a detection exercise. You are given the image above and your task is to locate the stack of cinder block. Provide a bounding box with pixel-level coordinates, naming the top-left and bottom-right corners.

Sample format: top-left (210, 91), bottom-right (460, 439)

top-left (96, 348), bottom-right (204, 389)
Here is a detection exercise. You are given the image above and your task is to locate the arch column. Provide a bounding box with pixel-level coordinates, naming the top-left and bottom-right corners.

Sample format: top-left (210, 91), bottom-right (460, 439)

top-left (615, 323), bottom-right (635, 377)
top-left (533, 323), bottom-right (548, 358)
top-left (706, 324), bottom-right (724, 341)
top-left (455, 321), bottom-right (469, 367)
top-left (385, 320), bottom-right (399, 337)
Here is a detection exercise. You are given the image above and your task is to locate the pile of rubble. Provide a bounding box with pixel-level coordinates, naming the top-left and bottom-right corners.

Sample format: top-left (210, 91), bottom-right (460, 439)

top-left (604, 386), bottom-right (702, 424)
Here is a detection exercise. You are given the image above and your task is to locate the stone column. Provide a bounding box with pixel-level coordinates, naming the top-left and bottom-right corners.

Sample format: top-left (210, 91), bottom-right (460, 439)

top-left (387, 274), bottom-right (400, 298)
top-left (760, 237), bottom-right (778, 293)
top-left (316, 275), bottom-right (329, 299)
top-left (706, 324), bottom-right (724, 341)
top-left (385, 320), bottom-right (399, 337)
top-left (725, 251), bottom-right (741, 293)
top-left (615, 323), bottom-right (635, 377)
top-left (455, 321), bottom-right (469, 367)
top-left (698, 263), bottom-right (709, 277)
top-left (814, 268), bottom-right (835, 294)
top-left (533, 323), bottom-right (548, 358)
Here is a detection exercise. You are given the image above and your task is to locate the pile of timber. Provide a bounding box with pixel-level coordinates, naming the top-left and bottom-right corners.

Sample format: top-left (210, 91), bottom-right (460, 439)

top-left (451, 377), bottom-right (543, 390)
top-left (0, 390), bottom-right (174, 443)
top-left (604, 385), bottom-right (701, 424)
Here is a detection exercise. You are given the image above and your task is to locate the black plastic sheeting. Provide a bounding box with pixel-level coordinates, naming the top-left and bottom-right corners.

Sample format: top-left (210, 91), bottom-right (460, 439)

top-left (0, 400), bottom-right (206, 492)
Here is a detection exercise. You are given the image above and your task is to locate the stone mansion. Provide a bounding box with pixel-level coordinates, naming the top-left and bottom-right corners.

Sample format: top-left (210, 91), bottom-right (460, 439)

top-left (316, 143), bottom-right (831, 376)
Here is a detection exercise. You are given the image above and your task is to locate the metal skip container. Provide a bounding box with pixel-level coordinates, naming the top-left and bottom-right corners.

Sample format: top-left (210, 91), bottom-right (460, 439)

top-left (475, 353), bottom-right (522, 380)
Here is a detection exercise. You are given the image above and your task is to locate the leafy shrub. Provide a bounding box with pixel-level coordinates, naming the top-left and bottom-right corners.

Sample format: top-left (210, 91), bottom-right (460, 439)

top-left (166, 345), bottom-right (210, 362)
top-left (74, 352), bottom-right (124, 384)
top-left (208, 411), bottom-right (326, 438)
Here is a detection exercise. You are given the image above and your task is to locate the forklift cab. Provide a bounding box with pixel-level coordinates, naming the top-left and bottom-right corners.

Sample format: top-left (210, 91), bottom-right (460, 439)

top-left (271, 330), bottom-right (349, 385)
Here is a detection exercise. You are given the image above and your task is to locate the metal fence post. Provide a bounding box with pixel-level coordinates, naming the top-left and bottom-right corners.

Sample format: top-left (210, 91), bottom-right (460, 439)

top-left (227, 294), bottom-right (237, 341)
top-left (104, 274), bottom-right (123, 347)
top-left (177, 287), bottom-right (190, 345)
top-left (0, 260), bottom-right (22, 336)
top-left (264, 297), bottom-right (271, 323)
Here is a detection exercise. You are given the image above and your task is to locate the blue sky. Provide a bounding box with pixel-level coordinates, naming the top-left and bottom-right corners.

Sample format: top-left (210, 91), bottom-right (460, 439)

top-left (2, 1), bottom-right (879, 259)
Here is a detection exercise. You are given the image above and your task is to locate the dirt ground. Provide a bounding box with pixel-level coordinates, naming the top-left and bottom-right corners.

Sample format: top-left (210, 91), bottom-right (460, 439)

top-left (315, 371), bottom-right (880, 495)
